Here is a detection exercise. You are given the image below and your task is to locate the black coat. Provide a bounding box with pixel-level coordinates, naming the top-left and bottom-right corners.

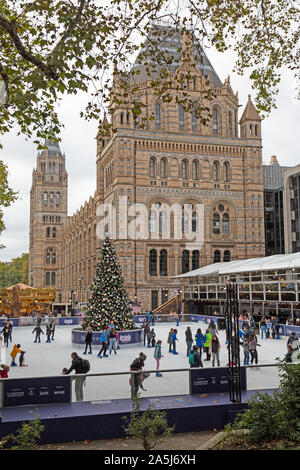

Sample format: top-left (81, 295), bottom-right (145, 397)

top-left (85, 332), bottom-right (93, 344)
top-left (67, 355), bottom-right (85, 374)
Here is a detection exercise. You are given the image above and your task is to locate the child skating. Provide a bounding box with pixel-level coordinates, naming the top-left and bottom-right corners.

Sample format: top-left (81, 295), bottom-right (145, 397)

top-left (154, 340), bottom-right (163, 377)
top-left (32, 325), bottom-right (44, 343)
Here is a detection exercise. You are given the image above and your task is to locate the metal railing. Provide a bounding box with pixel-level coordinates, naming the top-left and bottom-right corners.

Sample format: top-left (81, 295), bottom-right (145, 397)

top-left (0, 362), bottom-right (297, 408)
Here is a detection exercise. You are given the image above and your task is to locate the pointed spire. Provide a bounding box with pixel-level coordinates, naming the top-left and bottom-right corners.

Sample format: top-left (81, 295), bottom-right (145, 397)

top-left (240, 94), bottom-right (262, 123)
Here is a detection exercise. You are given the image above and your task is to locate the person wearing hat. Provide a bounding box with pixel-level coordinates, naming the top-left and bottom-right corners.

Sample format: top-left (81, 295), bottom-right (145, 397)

top-left (97, 326), bottom-right (109, 358)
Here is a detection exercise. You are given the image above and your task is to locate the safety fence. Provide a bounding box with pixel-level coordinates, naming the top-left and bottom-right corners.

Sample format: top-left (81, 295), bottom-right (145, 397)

top-left (0, 363), bottom-right (297, 408)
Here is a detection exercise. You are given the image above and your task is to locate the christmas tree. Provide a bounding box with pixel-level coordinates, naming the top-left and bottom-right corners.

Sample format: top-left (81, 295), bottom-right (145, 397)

top-left (81, 236), bottom-right (135, 331)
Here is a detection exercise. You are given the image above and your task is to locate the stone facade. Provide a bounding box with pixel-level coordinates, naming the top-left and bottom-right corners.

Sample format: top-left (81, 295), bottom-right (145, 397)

top-left (29, 26), bottom-right (265, 311)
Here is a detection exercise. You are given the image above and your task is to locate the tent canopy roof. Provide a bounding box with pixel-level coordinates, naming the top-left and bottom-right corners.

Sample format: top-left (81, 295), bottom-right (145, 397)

top-left (173, 252), bottom-right (300, 278)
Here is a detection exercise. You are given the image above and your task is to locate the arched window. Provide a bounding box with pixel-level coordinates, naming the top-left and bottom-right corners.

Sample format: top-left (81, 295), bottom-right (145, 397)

top-left (192, 107), bottom-right (197, 131)
top-left (51, 272), bottom-right (56, 285)
top-left (228, 111), bottom-right (233, 136)
top-left (213, 250), bottom-right (221, 263)
top-left (212, 108), bottom-right (219, 135)
top-left (213, 213), bottom-right (220, 234)
top-left (46, 227), bottom-right (51, 238)
top-left (160, 158), bottom-right (167, 178)
top-left (52, 227), bottom-right (56, 238)
top-left (255, 124), bottom-right (258, 136)
top-left (179, 105), bottom-right (184, 130)
top-left (192, 211), bottom-right (198, 232)
top-left (223, 250), bottom-right (231, 262)
top-left (56, 192), bottom-right (60, 207)
top-left (126, 112), bottom-right (130, 125)
top-left (155, 103), bottom-right (161, 129)
top-left (46, 272), bottom-right (50, 286)
top-left (159, 211), bottom-right (168, 235)
top-left (182, 250), bottom-right (190, 273)
top-left (49, 192), bottom-right (54, 207)
top-left (159, 249), bottom-right (168, 276)
top-left (192, 250), bottom-right (200, 270)
top-left (46, 253), bottom-right (51, 264)
top-left (149, 249), bottom-right (157, 276)
top-left (120, 112), bottom-right (124, 125)
top-left (250, 124), bottom-right (253, 135)
top-left (52, 252), bottom-right (56, 265)
top-left (224, 162), bottom-right (230, 182)
top-left (222, 213), bottom-right (230, 234)
top-left (212, 161), bottom-right (219, 181)
top-left (192, 160), bottom-right (198, 180)
top-left (149, 157), bottom-right (156, 178)
top-left (43, 192), bottom-right (48, 207)
top-left (182, 160), bottom-right (188, 179)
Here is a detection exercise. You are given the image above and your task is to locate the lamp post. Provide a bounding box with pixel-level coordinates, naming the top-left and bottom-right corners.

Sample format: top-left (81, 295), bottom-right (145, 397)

top-left (226, 281), bottom-right (241, 403)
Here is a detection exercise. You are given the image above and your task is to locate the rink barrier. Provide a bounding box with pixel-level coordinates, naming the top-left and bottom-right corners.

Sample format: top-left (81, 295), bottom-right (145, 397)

top-left (0, 315), bottom-right (299, 338)
top-left (0, 363), bottom-right (292, 408)
top-left (71, 327), bottom-right (143, 346)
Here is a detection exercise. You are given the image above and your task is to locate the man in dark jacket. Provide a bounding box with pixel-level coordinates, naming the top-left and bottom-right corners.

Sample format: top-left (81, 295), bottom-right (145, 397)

top-left (130, 353), bottom-right (148, 396)
top-left (65, 352), bottom-right (86, 401)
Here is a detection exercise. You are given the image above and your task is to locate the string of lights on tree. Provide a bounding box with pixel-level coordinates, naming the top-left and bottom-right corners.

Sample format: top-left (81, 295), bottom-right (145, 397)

top-left (81, 236), bottom-right (135, 331)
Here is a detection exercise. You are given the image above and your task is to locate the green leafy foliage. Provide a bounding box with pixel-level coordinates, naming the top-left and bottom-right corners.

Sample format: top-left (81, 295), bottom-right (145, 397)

top-left (3, 418), bottom-right (45, 450)
top-left (0, 252), bottom-right (29, 287)
top-left (223, 362), bottom-right (300, 445)
top-left (0, 0), bottom-right (298, 145)
top-left (0, 160), bottom-right (18, 245)
top-left (81, 236), bottom-right (135, 331)
top-left (123, 393), bottom-right (175, 450)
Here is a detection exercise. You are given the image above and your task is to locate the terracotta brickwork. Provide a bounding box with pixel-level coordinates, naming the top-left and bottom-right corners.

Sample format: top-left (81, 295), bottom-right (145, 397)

top-left (29, 27), bottom-right (265, 310)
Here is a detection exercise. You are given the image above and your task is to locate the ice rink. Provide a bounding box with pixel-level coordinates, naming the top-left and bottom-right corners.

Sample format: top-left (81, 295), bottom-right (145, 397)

top-left (0, 321), bottom-right (289, 402)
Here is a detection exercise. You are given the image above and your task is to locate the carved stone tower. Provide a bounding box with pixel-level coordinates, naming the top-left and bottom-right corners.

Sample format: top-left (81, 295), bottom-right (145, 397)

top-left (29, 137), bottom-right (68, 302)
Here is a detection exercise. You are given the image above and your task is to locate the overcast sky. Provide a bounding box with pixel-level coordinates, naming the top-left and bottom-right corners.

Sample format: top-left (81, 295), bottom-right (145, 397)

top-left (0, 46), bottom-right (299, 263)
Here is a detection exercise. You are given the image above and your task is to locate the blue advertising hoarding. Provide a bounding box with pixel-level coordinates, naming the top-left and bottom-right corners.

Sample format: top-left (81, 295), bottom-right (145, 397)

top-left (3, 376), bottom-right (71, 407)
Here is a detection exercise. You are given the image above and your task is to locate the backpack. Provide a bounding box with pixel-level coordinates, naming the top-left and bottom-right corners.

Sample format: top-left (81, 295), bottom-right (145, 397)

top-left (81, 358), bottom-right (90, 373)
top-left (189, 353), bottom-right (195, 365)
top-left (130, 358), bottom-right (140, 371)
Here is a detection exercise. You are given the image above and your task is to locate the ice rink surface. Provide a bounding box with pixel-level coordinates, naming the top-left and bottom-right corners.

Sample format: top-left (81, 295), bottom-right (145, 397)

top-left (0, 321), bottom-right (290, 402)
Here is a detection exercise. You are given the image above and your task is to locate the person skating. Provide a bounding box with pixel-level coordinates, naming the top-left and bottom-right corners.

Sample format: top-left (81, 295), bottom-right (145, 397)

top-left (171, 329), bottom-right (178, 354)
top-left (45, 323), bottom-right (52, 343)
top-left (242, 337), bottom-right (250, 365)
top-left (10, 344), bottom-right (23, 367)
top-left (1, 326), bottom-right (10, 348)
top-left (249, 332), bottom-right (261, 368)
top-left (284, 345), bottom-right (294, 363)
top-left (83, 327), bottom-right (93, 355)
top-left (149, 328), bottom-right (156, 348)
top-left (185, 326), bottom-right (193, 357)
top-left (32, 325), bottom-right (44, 343)
top-left (98, 326), bottom-right (109, 358)
top-left (130, 352), bottom-right (149, 396)
top-left (260, 317), bottom-right (267, 339)
top-left (209, 334), bottom-right (221, 366)
top-left (144, 323), bottom-right (150, 347)
top-left (154, 340), bottom-right (163, 377)
top-left (19, 350), bottom-right (27, 366)
top-left (50, 320), bottom-right (56, 341)
top-left (167, 328), bottom-right (173, 353)
top-left (109, 328), bottom-right (117, 355)
top-left (195, 328), bottom-right (205, 364)
top-left (208, 320), bottom-right (218, 337)
top-left (0, 364), bottom-right (9, 378)
top-left (189, 345), bottom-right (203, 368)
top-left (203, 329), bottom-right (212, 360)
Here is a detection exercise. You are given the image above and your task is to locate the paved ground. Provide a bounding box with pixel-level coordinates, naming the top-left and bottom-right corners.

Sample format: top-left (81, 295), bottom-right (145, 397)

top-left (38, 431), bottom-right (215, 450)
top-left (0, 321), bottom-right (288, 402)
